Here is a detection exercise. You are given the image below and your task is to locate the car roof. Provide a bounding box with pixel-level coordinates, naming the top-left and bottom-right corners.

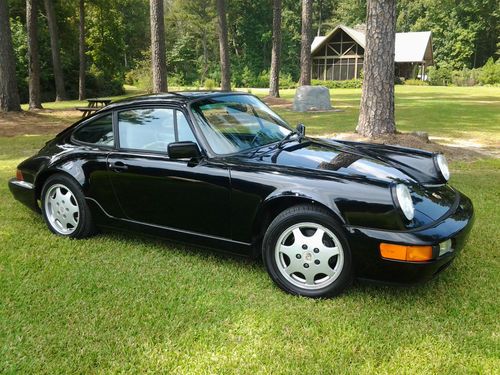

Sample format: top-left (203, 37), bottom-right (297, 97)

top-left (106, 91), bottom-right (250, 110)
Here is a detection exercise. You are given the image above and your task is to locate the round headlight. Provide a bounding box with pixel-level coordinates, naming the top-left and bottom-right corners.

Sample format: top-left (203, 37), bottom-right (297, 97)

top-left (395, 184), bottom-right (415, 221)
top-left (435, 154), bottom-right (450, 181)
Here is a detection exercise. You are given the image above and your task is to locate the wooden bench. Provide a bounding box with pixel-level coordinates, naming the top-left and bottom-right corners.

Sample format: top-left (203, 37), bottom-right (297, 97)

top-left (76, 107), bottom-right (101, 118)
top-left (77, 98), bottom-right (112, 118)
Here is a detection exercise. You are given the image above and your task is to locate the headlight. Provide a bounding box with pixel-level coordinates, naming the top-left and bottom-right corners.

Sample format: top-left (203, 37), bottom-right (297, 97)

top-left (435, 154), bottom-right (450, 181)
top-left (394, 184), bottom-right (415, 221)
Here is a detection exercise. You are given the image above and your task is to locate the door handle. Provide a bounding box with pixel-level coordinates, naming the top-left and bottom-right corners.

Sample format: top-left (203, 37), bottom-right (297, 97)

top-left (109, 161), bottom-right (128, 171)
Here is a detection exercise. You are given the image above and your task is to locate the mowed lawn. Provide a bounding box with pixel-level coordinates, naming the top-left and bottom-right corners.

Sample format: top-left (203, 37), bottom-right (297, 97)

top-left (1, 87), bottom-right (500, 373)
top-left (268, 86), bottom-right (500, 149)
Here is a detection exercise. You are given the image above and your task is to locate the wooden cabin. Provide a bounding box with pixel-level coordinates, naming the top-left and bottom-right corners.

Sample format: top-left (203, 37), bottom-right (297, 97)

top-left (311, 25), bottom-right (434, 81)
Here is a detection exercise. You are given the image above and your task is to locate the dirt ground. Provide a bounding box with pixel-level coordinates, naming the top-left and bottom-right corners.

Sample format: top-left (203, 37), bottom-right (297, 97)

top-left (0, 110), bottom-right (78, 137)
top-left (262, 96), bottom-right (292, 107)
top-left (1, 108), bottom-right (495, 161)
top-left (328, 132), bottom-right (489, 161)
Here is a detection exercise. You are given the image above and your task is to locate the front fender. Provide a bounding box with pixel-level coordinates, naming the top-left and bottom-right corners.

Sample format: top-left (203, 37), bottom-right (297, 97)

top-left (261, 187), bottom-right (345, 225)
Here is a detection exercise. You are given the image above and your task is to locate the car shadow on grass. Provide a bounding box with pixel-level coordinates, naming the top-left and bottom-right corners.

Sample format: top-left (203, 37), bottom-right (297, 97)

top-left (97, 227), bottom-right (457, 302)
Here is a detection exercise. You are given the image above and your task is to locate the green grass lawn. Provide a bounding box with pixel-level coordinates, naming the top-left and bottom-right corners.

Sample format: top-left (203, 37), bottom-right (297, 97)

top-left (1, 86), bottom-right (499, 373)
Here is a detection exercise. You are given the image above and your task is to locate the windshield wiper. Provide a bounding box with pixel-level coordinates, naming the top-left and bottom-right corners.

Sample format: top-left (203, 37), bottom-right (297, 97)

top-left (247, 143), bottom-right (277, 158)
top-left (277, 130), bottom-right (301, 149)
top-left (246, 130), bottom-right (302, 159)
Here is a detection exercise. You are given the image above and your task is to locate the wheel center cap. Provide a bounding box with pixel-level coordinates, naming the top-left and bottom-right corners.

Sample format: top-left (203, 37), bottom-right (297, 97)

top-left (303, 251), bottom-right (313, 262)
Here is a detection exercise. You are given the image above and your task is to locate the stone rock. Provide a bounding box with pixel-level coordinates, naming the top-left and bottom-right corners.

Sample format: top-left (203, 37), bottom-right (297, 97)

top-left (293, 85), bottom-right (332, 112)
top-left (410, 131), bottom-right (429, 142)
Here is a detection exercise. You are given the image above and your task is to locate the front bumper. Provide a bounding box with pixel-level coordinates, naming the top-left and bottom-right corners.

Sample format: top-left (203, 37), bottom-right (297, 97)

top-left (347, 191), bottom-right (474, 284)
top-left (8, 178), bottom-right (40, 212)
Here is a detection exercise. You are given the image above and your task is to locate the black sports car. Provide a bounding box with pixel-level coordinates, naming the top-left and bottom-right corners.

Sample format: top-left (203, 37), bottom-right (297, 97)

top-left (9, 92), bottom-right (474, 297)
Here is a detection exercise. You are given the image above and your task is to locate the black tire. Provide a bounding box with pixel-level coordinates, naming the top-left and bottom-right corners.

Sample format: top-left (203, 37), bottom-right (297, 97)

top-left (41, 173), bottom-right (96, 238)
top-left (262, 204), bottom-right (352, 298)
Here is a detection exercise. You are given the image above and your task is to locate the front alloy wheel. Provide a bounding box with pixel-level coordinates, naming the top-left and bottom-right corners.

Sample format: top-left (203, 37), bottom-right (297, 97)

top-left (275, 222), bottom-right (344, 290)
top-left (263, 205), bottom-right (352, 298)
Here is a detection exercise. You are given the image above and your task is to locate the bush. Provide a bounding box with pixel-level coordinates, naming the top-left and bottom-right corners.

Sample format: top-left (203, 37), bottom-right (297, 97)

top-left (203, 78), bottom-right (216, 90)
top-left (278, 73), bottom-right (297, 89)
top-left (241, 66), bottom-right (254, 87)
top-left (124, 59), bottom-right (152, 92)
top-left (479, 58), bottom-right (500, 85)
top-left (311, 79), bottom-right (363, 89)
top-left (404, 79), bottom-right (429, 86)
top-left (233, 67), bottom-right (297, 89)
top-left (427, 66), bottom-right (452, 86)
top-left (254, 70), bottom-right (270, 88)
top-left (451, 68), bottom-right (481, 86)
top-left (169, 73), bottom-right (185, 88)
top-left (426, 60), bottom-right (500, 87)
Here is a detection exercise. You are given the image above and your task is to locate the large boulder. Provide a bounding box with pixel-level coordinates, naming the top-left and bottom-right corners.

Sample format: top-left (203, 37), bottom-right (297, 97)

top-left (293, 85), bottom-right (332, 112)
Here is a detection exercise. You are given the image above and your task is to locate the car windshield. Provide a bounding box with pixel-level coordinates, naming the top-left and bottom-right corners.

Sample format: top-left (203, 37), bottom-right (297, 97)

top-left (191, 94), bottom-right (292, 154)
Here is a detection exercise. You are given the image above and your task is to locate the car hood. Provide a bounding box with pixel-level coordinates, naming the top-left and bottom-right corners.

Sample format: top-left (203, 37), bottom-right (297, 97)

top-left (227, 137), bottom-right (457, 226)
top-left (237, 138), bottom-right (434, 185)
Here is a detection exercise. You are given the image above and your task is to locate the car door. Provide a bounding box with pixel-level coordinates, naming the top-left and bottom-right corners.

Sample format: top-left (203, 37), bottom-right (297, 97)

top-left (107, 106), bottom-right (231, 238)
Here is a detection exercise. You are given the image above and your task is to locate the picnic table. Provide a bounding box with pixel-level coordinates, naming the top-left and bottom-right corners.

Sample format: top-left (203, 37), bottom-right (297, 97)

top-left (76, 98), bottom-right (112, 117)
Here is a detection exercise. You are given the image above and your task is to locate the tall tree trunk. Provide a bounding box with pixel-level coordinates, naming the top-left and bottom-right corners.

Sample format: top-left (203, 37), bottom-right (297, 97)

top-left (269, 0), bottom-right (282, 97)
top-left (150, 0), bottom-right (167, 93)
top-left (27, 0), bottom-right (43, 109)
top-left (78, 0), bottom-right (85, 100)
top-left (357, 0), bottom-right (396, 137)
top-left (44, 0), bottom-right (66, 101)
top-left (299, 0), bottom-right (313, 86)
top-left (0, 0), bottom-right (21, 112)
top-left (216, 0), bottom-right (231, 91)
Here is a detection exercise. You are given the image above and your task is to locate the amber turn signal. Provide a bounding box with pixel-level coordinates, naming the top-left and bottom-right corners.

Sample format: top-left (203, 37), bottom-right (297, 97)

top-left (380, 243), bottom-right (433, 262)
top-left (16, 169), bottom-right (23, 181)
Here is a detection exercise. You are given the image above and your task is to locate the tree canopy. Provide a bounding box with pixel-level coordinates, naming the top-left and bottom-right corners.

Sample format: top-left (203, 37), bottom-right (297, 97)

top-left (5, 0), bottom-right (499, 101)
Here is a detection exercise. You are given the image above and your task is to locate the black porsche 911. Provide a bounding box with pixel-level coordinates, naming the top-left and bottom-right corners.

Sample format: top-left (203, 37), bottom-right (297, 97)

top-left (9, 91), bottom-right (474, 297)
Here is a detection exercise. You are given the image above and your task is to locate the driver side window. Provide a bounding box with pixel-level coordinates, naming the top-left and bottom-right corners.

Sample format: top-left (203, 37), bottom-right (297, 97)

top-left (118, 108), bottom-right (196, 152)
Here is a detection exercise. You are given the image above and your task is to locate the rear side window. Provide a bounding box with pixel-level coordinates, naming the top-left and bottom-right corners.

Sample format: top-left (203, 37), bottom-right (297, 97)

top-left (118, 108), bottom-right (196, 152)
top-left (73, 114), bottom-right (114, 146)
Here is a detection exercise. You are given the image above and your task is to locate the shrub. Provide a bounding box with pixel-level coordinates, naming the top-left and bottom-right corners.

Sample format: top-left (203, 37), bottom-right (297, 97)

top-left (125, 58), bottom-right (152, 92)
top-left (479, 58), bottom-right (500, 85)
top-left (124, 71), bottom-right (136, 86)
top-left (427, 66), bottom-right (452, 86)
top-left (169, 73), bottom-right (185, 88)
top-left (241, 66), bottom-right (254, 87)
top-left (254, 70), bottom-right (270, 88)
top-left (451, 68), bottom-right (481, 86)
top-left (279, 73), bottom-right (297, 89)
top-left (404, 79), bottom-right (428, 86)
top-left (311, 79), bottom-right (363, 89)
top-left (203, 78), bottom-right (216, 90)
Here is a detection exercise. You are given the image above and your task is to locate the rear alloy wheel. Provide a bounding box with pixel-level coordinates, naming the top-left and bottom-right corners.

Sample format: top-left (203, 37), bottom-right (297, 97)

top-left (263, 205), bottom-right (352, 297)
top-left (41, 174), bottom-right (96, 238)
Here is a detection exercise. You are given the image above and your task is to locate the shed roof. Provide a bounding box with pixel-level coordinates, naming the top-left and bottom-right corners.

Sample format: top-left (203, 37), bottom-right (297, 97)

top-left (312, 25), bottom-right (433, 64)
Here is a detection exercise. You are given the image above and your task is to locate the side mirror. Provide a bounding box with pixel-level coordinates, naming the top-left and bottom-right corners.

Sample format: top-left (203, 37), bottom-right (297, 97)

top-left (296, 123), bottom-right (306, 137)
top-left (168, 141), bottom-right (201, 159)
